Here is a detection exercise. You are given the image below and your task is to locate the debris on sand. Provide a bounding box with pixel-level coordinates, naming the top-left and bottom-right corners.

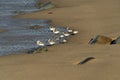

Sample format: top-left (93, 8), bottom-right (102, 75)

top-left (89, 35), bottom-right (112, 44)
top-left (78, 57), bottom-right (95, 65)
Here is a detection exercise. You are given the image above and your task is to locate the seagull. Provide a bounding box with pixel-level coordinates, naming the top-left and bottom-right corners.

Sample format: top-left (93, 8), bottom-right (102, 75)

top-left (63, 32), bottom-right (70, 37)
top-left (36, 40), bottom-right (45, 46)
top-left (48, 39), bottom-right (56, 45)
top-left (62, 39), bottom-right (67, 43)
top-left (60, 34), bottom-right (65, 38)
top-left (49, 26), bottom-right (55, 31)
top-left (73, 30), bottom-right (78, 34)
top-left (59, 38), bottom-right (67, 44)
top-left (70, 30), bottom-right (78, 35)
top-left (56, 37), bottom-right (67, 44)
top-left (67, 27), bottom-right (73, 33)
top-left (52, 29), bottom-right (60, 34)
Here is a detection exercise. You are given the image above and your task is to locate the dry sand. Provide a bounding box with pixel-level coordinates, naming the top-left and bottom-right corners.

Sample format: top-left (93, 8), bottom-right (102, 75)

top-left (1, 0), bottom-right (120, 80)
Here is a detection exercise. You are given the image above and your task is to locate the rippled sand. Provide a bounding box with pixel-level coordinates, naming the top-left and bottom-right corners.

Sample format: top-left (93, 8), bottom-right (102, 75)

top-left (1, 0), bottom-right (120, 80)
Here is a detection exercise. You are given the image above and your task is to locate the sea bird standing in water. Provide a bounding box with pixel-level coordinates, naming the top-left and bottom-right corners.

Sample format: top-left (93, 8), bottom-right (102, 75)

top-left (60, 34), bottom-right (65, 38)
top-left (49, 26), bottom-right (55, 31)
top-left (61, 39), bottom-right (67, 43)
top-left (56, 37), bottom-right (67, 44)
top-left (37, 40), bottom-right (45, 46)
top-left (48, 39), bottom-right (56, 45)
top-left (63, 32), bottom-right (70, 37)
top-left (66, 27), bottom-right (78, 35)
top-left (52, 29), bottom-right (60, 34)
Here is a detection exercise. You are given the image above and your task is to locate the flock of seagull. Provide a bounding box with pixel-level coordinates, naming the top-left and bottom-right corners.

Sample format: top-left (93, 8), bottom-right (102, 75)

top-left (36, 26), bottom-right (78, 47)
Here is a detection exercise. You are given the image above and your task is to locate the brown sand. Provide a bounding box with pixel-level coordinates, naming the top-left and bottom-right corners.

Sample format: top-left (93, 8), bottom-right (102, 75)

top-left (1, 0), bottom-right (120, 80)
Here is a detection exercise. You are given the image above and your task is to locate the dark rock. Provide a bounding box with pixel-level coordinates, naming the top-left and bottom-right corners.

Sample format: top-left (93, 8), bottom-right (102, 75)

top-left (110, 40), bottom-right (116, 44)
top-left (89, 35), bottom-right (112, 44)
top-left (89, 35), bottom-right (99, 44)
top-left (110, 36), bottom-right (120, 44)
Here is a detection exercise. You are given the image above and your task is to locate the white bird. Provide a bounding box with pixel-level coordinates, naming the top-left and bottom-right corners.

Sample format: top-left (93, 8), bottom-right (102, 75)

top-left (72, 30), bottom-right (78, 34)
top-left (37, 40), bottom-right (45, 46)
top-left (67, 27), bottom-right (73, 33)
top-left (49, 26), bottom-right (55, 31)
top-left (48, 39), bottom-right (56, 45)
top-left (60, 34), bottom-right (65, 38)
top-left (60, 38), bottom-right (67, 43)
top-left (62, 39), bottom-right (67, 43)
top-left (52, 29), bottom-right (60, 34)
top-left (55, 37), bottom-right (67, 43)
top-left (63, 32), bottom-right (70, 37)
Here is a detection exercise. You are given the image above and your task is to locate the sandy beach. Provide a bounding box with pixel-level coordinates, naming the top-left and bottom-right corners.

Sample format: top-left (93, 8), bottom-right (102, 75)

top-left (1, 0), bottom-right (120, 80)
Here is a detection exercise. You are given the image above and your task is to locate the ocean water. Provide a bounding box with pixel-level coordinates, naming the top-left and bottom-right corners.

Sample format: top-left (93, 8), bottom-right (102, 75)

top-left (0, 0), bottom-right (67, 56)
top-left (0, 0), bottom-right (39, 16)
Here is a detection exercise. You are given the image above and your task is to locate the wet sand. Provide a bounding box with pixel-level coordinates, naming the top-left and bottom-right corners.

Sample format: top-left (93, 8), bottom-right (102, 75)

top-left (1, 0), bottom-right (120, 80)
